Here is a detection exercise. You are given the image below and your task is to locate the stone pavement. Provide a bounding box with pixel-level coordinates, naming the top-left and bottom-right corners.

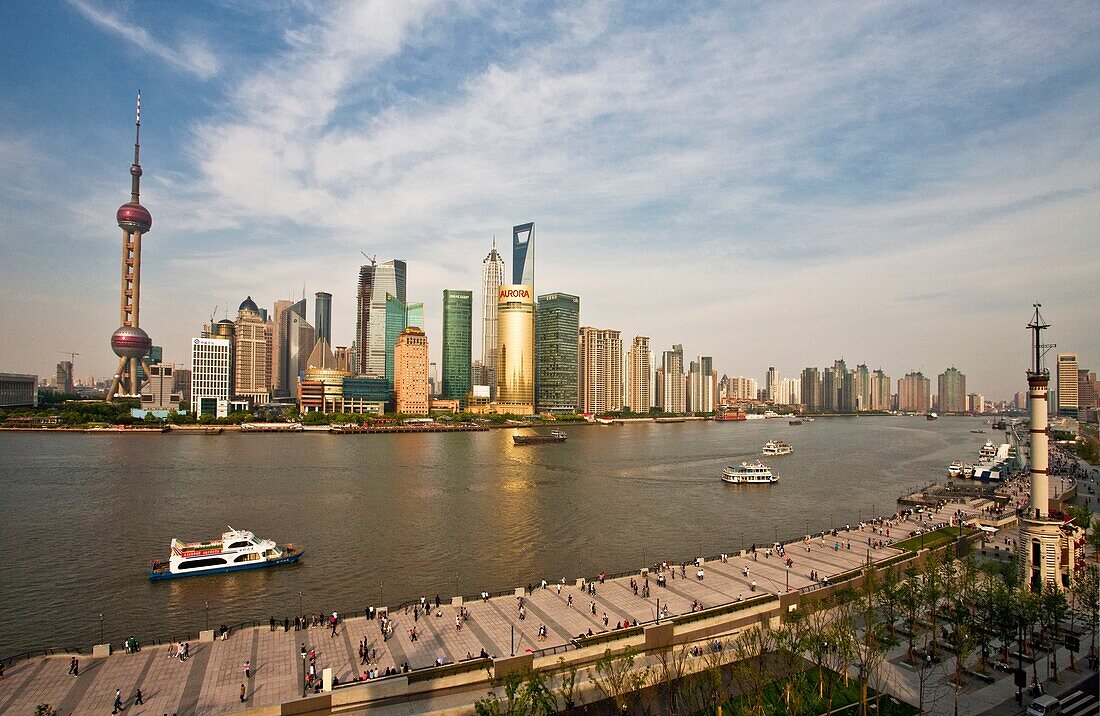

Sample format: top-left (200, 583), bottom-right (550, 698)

top-left (0, 506), bottom-right (984, 715)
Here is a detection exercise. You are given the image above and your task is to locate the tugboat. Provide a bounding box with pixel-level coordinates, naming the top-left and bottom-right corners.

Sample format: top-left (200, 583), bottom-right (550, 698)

top-left (513, 430), bottom-right (568, 445)
top-left (722, 461), bottom-right (778, 484)
top-left (762, 440), bottom-right (793, 455)
top-left (149, 527), bottom-right (302, 581)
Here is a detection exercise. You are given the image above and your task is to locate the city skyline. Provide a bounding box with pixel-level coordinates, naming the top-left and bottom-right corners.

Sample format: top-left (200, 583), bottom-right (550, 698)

top-left (1, 2), bottom-right (1098, 397)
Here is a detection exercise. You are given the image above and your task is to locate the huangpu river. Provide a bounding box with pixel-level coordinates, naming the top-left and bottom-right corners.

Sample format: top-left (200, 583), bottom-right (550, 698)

top-left (0, 415), bottom-right (990, 656)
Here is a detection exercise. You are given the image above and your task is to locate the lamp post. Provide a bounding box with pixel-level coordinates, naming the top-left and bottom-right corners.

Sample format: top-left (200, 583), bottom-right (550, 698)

top-left (205, 601), bottom-right (209, 630)
top-left (785, 564), bottom-right (790, 593)
top-left (301, 649), bottom-right (307, 697)
top-left (299, 591), bottom-right (303, 619)
top-left (510, 625), bottom-right (515, 657)
top-left (774, 526), bottom-right (778, 545)
top-left (656, 597), bottom-right (660, 624)
top-left (740, 532), bottom-right (744, 553)
top-left (99, 613), bottom-right (104, 645)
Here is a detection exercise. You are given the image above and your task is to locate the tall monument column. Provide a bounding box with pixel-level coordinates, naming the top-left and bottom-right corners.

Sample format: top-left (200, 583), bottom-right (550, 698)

top-left (107, 91), bottom-right (154, 401)
top-left (1017, 304), bottom-right (1070, 592)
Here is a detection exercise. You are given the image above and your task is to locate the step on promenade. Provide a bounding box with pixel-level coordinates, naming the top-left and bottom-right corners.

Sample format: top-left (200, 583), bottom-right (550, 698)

top-left (1, 505), bottom-right (988, 715)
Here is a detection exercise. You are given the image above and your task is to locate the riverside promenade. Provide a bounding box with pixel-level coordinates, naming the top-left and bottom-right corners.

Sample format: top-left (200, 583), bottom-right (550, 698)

top-left (0, 503), bottom-right (993, 715)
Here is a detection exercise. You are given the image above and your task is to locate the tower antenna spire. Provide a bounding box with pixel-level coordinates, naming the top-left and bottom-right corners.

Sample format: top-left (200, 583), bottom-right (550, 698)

top-left (1026, 302), bottom-right (1054, 376)
top-left (131, 90), bottom-right (143, 203)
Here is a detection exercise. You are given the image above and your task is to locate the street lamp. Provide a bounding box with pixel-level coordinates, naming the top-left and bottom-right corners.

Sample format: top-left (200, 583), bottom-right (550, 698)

top-left (205, 601), bottom-right (209, 630)
top-left (301, 649), bottom-right (307, 697)
top-left (99, 613), bottom-right (104, 645)
top-left (785, 564), bottom-right (790, 593)
top-left (740, 532), bottom-right (744, 553)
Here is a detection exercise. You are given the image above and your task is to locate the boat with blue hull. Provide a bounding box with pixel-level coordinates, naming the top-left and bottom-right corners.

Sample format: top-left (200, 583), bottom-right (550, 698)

top-left (149, 527), bottom-right (302, 581)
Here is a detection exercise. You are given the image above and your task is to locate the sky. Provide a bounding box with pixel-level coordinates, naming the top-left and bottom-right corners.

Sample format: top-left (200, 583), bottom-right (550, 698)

top-left (0, 1), bottom-right (1097, 399)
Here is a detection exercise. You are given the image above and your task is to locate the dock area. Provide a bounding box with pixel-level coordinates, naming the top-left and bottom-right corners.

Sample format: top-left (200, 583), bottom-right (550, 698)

top-left (0, 500), bottom-right (996, 716)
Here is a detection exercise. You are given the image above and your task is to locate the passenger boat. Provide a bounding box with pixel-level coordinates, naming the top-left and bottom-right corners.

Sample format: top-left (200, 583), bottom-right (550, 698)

top-left (926, 412), bottom-right (939, 420)
top-left (762, 440), bottom-right (793, 455)
top-left (962, 464), bottom-right (975, 479)
top-left (948, 461), bottom-right (963, 478)
top-left (149, 527), bottom-right (302, 581)
top-left (978, 440), bottom-right (997, 461)
top-left (788, 419), bottom-right (803, 425)
top-left (722, 461), bottom-right (778, 484)
top-left (513, 430), bottom-right (567, 445)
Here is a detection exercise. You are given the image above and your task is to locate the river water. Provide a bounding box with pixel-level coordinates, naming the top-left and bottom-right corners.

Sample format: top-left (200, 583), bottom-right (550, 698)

top-left (0, 415), bottom-right (989, 655)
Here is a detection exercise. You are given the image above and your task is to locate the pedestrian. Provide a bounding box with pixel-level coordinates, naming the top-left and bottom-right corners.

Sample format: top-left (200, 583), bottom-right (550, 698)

top-left (68, 656), bottom-right (79, 676)
top-left (112, 688), bottom-right (123, 714)
top-left (244, 660), bottom-right (251, 679)
top-left (240, 683), bottom-right (246, 702)
top-left (284, 616), bottom-right (289, 632)
top-left (270, 616), bottom-right (276, 631)
top-left (134, 689), bottom-right (143, 705)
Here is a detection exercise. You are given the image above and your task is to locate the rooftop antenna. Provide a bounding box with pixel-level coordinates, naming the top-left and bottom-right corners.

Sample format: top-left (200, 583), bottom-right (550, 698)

top-left (1026, 303), bottom-right (1055, 376)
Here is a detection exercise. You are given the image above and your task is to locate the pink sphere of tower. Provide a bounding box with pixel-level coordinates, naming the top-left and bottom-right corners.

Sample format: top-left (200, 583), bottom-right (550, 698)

top-left (111, 325), bottom-right (152, 359)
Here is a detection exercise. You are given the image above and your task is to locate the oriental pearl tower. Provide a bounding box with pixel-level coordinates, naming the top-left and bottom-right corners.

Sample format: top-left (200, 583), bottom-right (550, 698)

top-left (106, 91), bottom-right (154, 401)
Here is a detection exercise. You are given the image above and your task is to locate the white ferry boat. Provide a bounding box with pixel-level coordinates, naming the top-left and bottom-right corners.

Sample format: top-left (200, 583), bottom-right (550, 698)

top-left (962, 464), bottom-right (975, 479)
top-left (762, 440), bottom-right (793, 456)
top-left (722, 461), bottom-right (778, 484)
top-left (948, 461), bottom-right (963, 478)
top-left (149, 527), bottom-right (302, 581)
top-left (978, 440), bottom-right (997, 461)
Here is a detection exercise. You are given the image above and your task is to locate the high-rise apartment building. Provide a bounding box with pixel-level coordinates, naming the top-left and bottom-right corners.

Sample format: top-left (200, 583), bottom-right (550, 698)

top-left (365, 260), bottom-right (406, 378)
top-left (234, 296), bottom-right (270, 403)
top-left (727, 376), bottom-right (758, 402)
top-left (190, 337), bottom-right (231, 417)
top-left (578, 327), bottom-right (622, 415)
top-left (1056, 353), bottom-right (1079, 417)
top-left (855, 364), bottom-right (871, 411)
top-left (823, 360), bottom-right (845, 411)
top-left (536, 293), bottom-right (580, 412)
top-left (626, 336), bottom-right (652, 413)
top-left (870, 369), bottom-right (891, 411)
top-left (55, 361), bottom-right (74, 394)
top-left (496, 284), bottom-right (536, 414)
top-left (480, 240), bottom-right (505, 392)
top-left (800, 367), bottom-right (822, 410)
top-left (441, 290), bottom-right (472, 402)
top-left (394, 327), bottom-right (429, 415)
top-left (1079, 370), bottom-right (1098, 413)
top-left (898, 371), bottom-right (931, 412)
top-left (688, 357), bottom-right (717, 413)
top-left (765, 367), bottom-right (779, 403)
top-left (512, 222), bottom-right (535, 286)
top-left (776, 378), bottom-right (800, 406)
top-left (314, 292), bottom-right (332, 346)
top-left (937, 367), bottom-right (967, 413)
top-left (355, 263), bottom-right (375, 375)
top-left (968, 393), bottom-right (985, 413)
top-left (660, 345), bottom-right (685, 413)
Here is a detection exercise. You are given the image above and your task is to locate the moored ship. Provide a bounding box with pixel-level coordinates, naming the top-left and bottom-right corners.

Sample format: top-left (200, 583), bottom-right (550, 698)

top-left (722, 461), bottom-right (778, 484)
top-left (513, 430), bottom-right (567, 445)
top-left (948, 461), bottom-right (963, 478)
top-left (149, 527), bottom-right (302, 581)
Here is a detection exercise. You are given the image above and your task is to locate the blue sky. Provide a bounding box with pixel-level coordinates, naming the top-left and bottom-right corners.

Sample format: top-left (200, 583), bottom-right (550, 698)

top-left (1, 0), bottom-right (1097, 398)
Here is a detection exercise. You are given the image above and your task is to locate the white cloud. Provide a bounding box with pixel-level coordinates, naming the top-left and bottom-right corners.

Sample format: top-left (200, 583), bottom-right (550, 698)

top-left (67, 0), bottom-right (220, 79)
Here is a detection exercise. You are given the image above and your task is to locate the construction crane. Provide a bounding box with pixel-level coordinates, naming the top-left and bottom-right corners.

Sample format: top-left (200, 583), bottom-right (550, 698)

top-left (361, 251), bottom-right (377, 265)
top-left (55, 350), bottom-right (80, 363)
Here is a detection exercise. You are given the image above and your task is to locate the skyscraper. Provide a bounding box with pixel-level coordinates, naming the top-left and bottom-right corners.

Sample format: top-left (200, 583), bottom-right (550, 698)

top-left (660, 345), bottom-right (685, 413)
top-left (285, 304), bottom-right (316, 397)
top-left (271, 299), bottom-right (294, 394)
top-left (1056, 353), bottom-right (1079, 417)
top-left (626, 336), bottom-right (652, 413)
top-left (56, 361), bottom-right (74, 394)
top-left (394, 327), bottom-right (429, 415)
top-left (855, 364), bottom-right (871, 411)
top-left (480, 240), bottom-right (505, 391)
top-left (536, 293), bottom-right (580, 412)
top-left (512, 222), bottom-right (535, 286)
top-left (234, 296), bottom-right (270, 403)
top-left (441, 290), bottom-right (473, 402)
top-left (937, 367), bottom-right (966, 413)
top-left (314, 291), bottom-right (332, 345)
top-left (366, 260), bottom-right (406, 377)
top-left (689, 356), bottom-right (717, 413)
top-left (765, 367), bottom-right (779, 403)
top-left (870, 369), bottom-right (891, 411)
top-left (578, 327), bottom-right (622, 415)
top-left (800, 367), bottom-right (822, 410)
top-left (897, 371), bottom-right (931, 412)
top-left (495, 284), bottom-right (535, 414)
top-left (385, 293), bottom-right (407, 388)
top-left (355, 262), bottom-right (375, 375)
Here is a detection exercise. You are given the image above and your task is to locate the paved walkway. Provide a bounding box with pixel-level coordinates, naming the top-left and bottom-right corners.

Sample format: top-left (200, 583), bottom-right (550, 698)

top-left (0, 505), bottom-right (990, 715)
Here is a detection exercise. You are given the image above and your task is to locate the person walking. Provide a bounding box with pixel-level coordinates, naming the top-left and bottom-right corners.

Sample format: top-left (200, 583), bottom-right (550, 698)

top-left (68, 656), bottom-right (79, 676)
top-left (134, 689), bottom-right (143, 705)
top-left (240, 683), bottom-right (247, 702)
top-left (111, 688), bottom-right (123, 714)
top-left (244, 660), bottom-right (251, 679)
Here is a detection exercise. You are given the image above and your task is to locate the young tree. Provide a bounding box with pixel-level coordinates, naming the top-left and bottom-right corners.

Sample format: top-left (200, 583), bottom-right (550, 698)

top-left (652, 645), bottom-right (693, 715)
top-left (897, 574), bottom-right (923, 663)
top-left (1072, 564), bottom-right (1100, 664)
top-left (588, 647), bottom-right (650, 713)
top-left (1038, 584), bottom-right (1068, 683)
top-left (729, 626), bottom-right (775, 716)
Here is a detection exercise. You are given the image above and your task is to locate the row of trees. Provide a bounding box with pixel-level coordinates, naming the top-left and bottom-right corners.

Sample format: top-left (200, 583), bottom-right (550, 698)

top-left (474, 542), bottom-right (1100, 715)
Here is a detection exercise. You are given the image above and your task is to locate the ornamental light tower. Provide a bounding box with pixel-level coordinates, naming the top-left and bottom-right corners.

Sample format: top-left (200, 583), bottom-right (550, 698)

top-left (106, 91), bottom-right (154, 401)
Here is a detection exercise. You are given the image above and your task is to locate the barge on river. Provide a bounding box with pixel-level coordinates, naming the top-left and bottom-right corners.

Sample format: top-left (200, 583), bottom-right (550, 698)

top-left (513, 430), bottom-right (567, 445)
